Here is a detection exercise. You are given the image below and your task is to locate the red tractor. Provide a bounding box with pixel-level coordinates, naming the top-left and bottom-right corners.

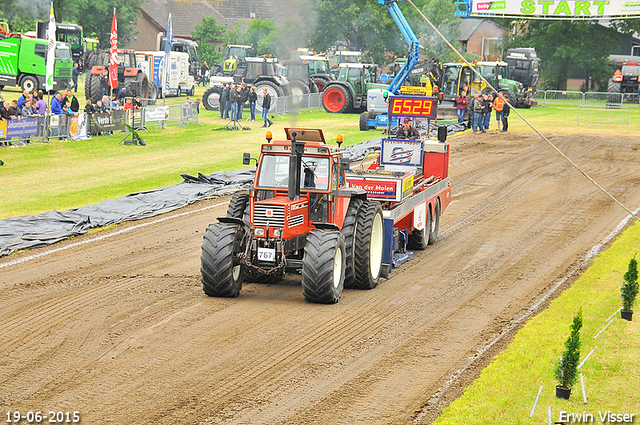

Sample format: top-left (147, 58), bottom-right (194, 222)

top-left (201, 95), bottom-right (451, 304)
top-left (201, 128), bottom-right (384, 304)
top-left (85, 49), bottom-right (153, 103)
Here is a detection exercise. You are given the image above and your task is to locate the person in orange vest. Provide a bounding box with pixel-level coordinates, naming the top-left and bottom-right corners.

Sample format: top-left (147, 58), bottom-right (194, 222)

top-left (493, 93), bottom-right (505, 131)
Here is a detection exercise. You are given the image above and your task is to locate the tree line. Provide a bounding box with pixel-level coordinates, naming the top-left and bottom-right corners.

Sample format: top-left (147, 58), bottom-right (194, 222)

top-left (2, 0), bottom-right (639, 90)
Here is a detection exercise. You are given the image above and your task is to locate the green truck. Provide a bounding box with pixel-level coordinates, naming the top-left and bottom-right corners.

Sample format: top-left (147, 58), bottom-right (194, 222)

top-left (0, 36), bottom-right (73, 93)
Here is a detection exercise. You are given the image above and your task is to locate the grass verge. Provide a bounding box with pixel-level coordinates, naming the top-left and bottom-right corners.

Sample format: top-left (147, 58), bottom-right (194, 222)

top-left (434, 223), bottom-right (640, 425)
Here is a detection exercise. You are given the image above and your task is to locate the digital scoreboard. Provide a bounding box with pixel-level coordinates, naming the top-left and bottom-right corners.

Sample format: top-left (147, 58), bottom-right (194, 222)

top-left (388, 96), bottom-right (438, 120)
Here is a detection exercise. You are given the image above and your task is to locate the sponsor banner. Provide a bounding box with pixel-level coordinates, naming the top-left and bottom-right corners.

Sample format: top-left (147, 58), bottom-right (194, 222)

top-left (145, 106), bottom-right (169, 122)
top-left (472, 0), bottom-right (640, 17)
top-left (347, 178), bottom-right (401, 200)
top-left (381, 139), bottom-right (423, 167)
top-left (0, 120), bottom-right (6, 138)
top-left (6, 118), bottom-right (38, 138)
top-left (90, 111), bottom-right (125, 133)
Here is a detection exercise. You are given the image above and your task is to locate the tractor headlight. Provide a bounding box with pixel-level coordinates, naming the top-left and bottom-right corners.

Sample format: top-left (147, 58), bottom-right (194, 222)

top-left (255, 228), bottom-right (265, 236)
top-left (273, 229), bottom-right (282, 237)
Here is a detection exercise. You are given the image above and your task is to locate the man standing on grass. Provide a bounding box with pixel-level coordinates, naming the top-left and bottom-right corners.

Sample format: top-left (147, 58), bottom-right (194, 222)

top-left (261, 89), bottom-right (273, 128)
top-left (501, 93), bottom-right (510, 132)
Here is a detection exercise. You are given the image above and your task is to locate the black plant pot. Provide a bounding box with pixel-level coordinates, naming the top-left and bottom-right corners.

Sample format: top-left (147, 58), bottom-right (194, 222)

top-left (621, 310), bottom-right (633, 321)
top-left (556, 385), bottom-right (571, 400)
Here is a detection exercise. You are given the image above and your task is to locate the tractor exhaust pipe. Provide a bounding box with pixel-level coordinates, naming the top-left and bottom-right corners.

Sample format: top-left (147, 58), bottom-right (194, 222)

top-left (289, 132), bottom-right (305, 201)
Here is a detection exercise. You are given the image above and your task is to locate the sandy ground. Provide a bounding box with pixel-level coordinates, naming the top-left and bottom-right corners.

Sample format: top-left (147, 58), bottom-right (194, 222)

top-left (1, 131), bottom-right (640, 424)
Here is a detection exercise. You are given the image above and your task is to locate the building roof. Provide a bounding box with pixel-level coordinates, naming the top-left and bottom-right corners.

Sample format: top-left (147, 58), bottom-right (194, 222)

top-left (140, 0), bottom-right (298, 38)
top-left (458, 18), bottom-right (507, 41)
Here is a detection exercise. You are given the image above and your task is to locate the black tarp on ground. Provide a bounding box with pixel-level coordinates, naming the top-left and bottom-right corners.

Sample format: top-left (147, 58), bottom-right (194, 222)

top-left (0, 124), bottom-right (465, 257)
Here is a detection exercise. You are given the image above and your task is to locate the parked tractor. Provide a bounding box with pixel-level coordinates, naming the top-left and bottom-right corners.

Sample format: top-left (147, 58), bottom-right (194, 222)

top-left (210, 44), bottom-right (255, 77)
top-left (202, 57), bottom-right (290, 112)
top-left (201, 94), bottom-right (451, 303)
top-left (299, 54), bottom-right (333, 92)
top-left (84, 49), bottom-right (155, 103)
top-left (322, 63), bottom-right (386, 113)
top-left (505, 48), bottom-right (540, 97)
top-left (607, 61), bottom-right (640, 104)
top-left (474, 61), bottom-right (529, 107)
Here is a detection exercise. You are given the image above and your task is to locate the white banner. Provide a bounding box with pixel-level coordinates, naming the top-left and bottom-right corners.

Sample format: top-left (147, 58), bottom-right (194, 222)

top-left (45, 3), bottom-right (56, 91)
top-left (471, 0), bottom-right (640, 18)
top-left (144, 106), bottom-right (169, 122)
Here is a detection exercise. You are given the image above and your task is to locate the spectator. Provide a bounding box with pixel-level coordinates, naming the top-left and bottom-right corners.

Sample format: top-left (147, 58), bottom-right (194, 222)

top-left (61, 103), bottom-right (73, 115)
top-left (17, 89), bottom-right (30, 109)
top-left (222, 83), bottom-right (231, 119)
top-left (65, 90), bottom-right (80, 113)
top-left (1, 100), bottom-right (14, 120)
top-left (101, 95), bottom-right (113, 111)
top-left (51, 92), bottom-right (64, 115)
top-left (133, 96), bottom-right (143, 109)
top-left (261, 88), bottom-right (273, 128)
top-left (472, 92), bottom-right (485, 134)
top-left (193, 97), bottom-right (201, 115)
top-left (501, 93), bottom-right (510, 132)
top-left (483, 92), bottom-right (493, 131)
top-left (229, 84), bottom-right (240, 121)
top-left (199, 60), bottom-right (209, 86)
top-left (493, 92), bottom-right (505, 131)
top-left (182, 96), bottom-right (193, 120)
top-left (123, 98), bottom-right (135, 110)
top-left (8, 99), bottom-right (23, 118)
top-left (113, 100), bottom-right (122, 110)
top-left (36, 96), bottom-right (47, 116)
top-left (71, 62), bottom-right (80, 92)
top-left (248, 86), bottom-right (257, 121)
top-left (100, 69), bottom-right (110, 97)
top-left (84, 99), bottom-right (96, 115)
top-left (455, 90), bottom-right (468, 124)
top-left (95, 99), bottom-right (109, 114)
top-left (238, 82), bottom-right (249, 120)
top-left (22, 99), bottom-right (37, 117)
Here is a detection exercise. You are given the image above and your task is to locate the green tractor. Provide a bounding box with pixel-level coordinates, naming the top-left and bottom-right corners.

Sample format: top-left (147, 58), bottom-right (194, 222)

top-left (474, 61), bottom-right (530, 107)
top-left (210, 44), bottom-right (255, 77)
top-left (321, 63), bottom-right (386, 114)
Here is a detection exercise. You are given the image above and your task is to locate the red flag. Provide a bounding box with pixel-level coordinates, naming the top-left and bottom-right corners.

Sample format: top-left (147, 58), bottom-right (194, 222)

top-left (109, 8), bottom-right (118, 89)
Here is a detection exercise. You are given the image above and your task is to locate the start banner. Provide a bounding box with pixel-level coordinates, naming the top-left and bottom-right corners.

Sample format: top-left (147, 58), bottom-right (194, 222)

top-left (471, 0), bottom-right (640, 18)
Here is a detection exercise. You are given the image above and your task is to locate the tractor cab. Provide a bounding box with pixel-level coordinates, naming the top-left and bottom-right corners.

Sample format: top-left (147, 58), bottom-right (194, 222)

top-left (250, 128), bottom-right (348, 239)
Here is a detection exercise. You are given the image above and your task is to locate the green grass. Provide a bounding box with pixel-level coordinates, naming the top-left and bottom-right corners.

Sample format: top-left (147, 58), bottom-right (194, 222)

top-left (434, 224), bottom-right (640, 425)
top-left (2, 82), bottom-right (640, 219)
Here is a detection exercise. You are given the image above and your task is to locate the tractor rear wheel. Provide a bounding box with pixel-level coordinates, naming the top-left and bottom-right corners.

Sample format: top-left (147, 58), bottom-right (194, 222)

top-left (341, 198), bottom-right (364, 289)
top-left (302, 230), bottom-right (346, 304)
top-left (311, 76), bottom-right (331, 92)
top-left (408, 206), bottom-right (431, 250)
top-left (288, 80), bottom-right (310, 106)
top-left (124, 72), bottom-right (149, 99)
top-left (203, 86), bottom-right (222, 111)
top-left (323, 84), bottom-right (353, 113)
top-left (201, 223), bottom-right (245, 297)
top-left (353, 201), bottom-right (384, 289)
top-left (226, 192), bottom-right (251, 229)
top-left (428, 199), bottom-right (441, 245)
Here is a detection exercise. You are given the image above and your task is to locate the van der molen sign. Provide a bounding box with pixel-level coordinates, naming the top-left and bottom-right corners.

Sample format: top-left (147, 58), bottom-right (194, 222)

top-left (471, 0), bottom-right (640, 18)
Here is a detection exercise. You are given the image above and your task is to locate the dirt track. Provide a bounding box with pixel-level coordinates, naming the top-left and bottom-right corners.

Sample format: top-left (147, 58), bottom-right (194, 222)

top-left (2, 132), bottom-right (640, 424)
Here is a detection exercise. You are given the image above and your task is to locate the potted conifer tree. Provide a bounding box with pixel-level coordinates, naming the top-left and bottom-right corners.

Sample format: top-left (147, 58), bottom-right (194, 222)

top-left (554, 309), bottom-right (583, 399)
top-left (621, 255), bottom-right (638, 321)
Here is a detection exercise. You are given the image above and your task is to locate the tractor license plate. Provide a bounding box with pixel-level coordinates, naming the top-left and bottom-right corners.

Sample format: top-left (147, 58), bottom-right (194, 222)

top-left (258, 247), bottom-right (276, 262)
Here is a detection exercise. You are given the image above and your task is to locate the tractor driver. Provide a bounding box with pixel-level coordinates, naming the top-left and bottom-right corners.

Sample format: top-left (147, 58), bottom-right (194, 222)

top-left (396, 117), bottom-right (420, 140)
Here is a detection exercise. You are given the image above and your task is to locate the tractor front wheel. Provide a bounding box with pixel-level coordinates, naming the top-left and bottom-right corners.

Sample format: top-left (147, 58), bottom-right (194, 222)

top-left (302, 230), bottom-right (346, 304)
top-left (201, 223), bottom-right (245, 297)
top-left (203, 86), bottom-right (222, 111)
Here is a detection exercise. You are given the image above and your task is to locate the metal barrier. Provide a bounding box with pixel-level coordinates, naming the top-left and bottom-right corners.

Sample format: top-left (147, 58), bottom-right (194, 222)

top-left (577, 105), bottom-right (629, 127)
top-left (535, 90), bottom-right (640, 106)
top-left (1, 102), bottom-right (200, 146)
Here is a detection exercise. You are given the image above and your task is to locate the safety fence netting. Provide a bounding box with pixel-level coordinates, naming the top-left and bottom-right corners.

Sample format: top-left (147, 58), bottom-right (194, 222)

top-left (0, 123), bottom-right (463, 257)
